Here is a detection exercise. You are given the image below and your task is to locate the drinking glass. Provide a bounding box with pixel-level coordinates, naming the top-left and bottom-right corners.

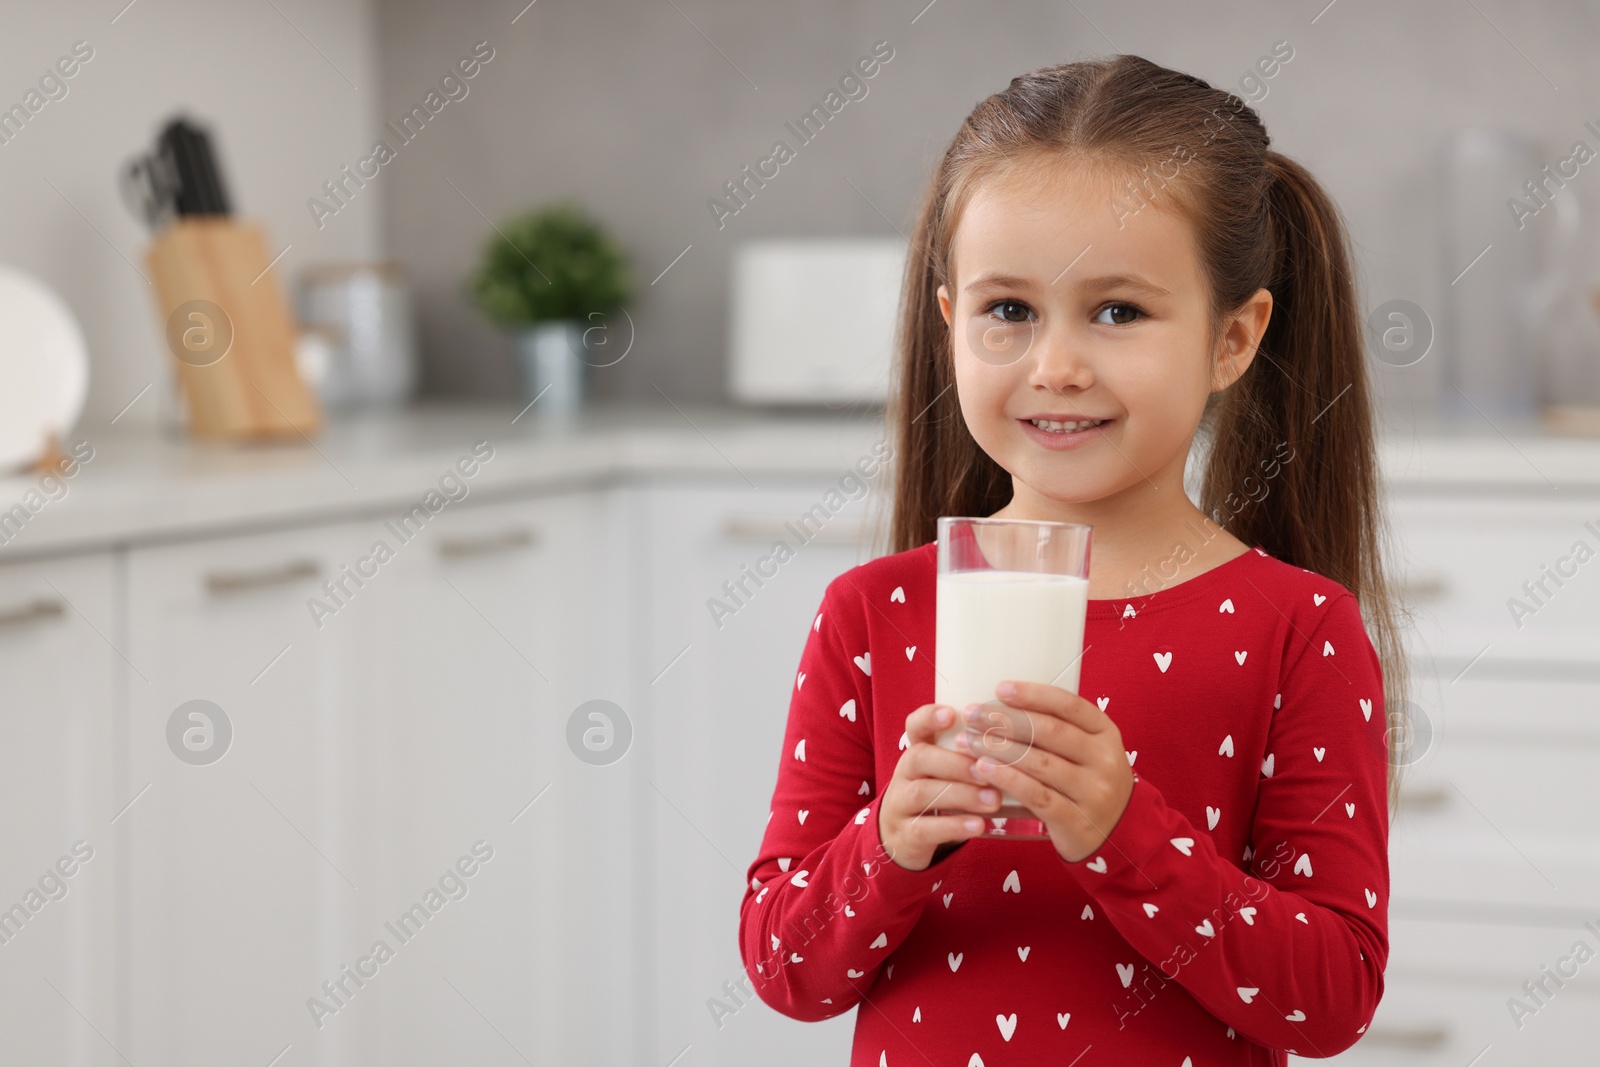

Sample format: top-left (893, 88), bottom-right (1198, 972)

top-left (933, 516), bottom-right (1092, 840)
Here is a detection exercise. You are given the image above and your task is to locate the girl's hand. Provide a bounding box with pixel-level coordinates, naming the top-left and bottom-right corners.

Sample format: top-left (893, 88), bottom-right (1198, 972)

top-left (878, 703), bottom-right (1002, 871)
top-left (953, 680), bottom-right (1134, 864)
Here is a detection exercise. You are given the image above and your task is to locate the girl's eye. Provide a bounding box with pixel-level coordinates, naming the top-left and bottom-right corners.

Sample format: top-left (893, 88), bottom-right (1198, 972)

top-left (982, 300), bottom-right (1034, 324)
top-left (1094, 302), bottom-right (1145, 326)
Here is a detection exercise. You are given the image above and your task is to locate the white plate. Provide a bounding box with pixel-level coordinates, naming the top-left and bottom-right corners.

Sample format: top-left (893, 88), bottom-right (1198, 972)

top-left (0, 265), bottom-right (88, 471)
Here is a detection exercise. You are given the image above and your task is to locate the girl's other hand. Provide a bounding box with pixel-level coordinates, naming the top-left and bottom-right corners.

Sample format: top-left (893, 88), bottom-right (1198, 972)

top-left (877, 703), bottom-right (1001, 871)
top-left (956, 680), bottom-right (1135, 864)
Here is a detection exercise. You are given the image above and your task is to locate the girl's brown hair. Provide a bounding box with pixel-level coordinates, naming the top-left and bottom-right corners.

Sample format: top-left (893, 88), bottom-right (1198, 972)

top-left (873, 54), bottom-right (1411, 813)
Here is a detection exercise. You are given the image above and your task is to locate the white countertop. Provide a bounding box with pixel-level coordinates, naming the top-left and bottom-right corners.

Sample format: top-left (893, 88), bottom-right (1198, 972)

top-left (0, 400), bottom-right (1595, 563)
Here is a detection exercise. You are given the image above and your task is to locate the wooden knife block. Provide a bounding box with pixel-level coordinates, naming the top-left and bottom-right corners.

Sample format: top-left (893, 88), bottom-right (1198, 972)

top-left (147, 218), bottom-right (321, 439)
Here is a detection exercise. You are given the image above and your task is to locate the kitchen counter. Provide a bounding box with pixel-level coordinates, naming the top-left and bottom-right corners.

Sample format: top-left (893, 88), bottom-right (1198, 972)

top-left (0, 400), bottom-right (1596, 563)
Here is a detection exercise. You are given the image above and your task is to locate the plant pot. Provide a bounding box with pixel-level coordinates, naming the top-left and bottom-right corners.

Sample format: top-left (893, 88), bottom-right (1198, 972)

top-left (516, 320), bottom-right (585, 415)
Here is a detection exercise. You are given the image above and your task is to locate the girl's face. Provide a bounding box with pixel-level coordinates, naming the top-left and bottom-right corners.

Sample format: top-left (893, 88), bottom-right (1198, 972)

top-left (936, 162), bottom-right (1271, 518)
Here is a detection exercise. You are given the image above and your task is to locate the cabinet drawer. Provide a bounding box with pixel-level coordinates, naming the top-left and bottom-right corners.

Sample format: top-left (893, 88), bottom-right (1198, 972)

top-left (1390, 496), bottom-right (1600, 658)
top-left (1385, 671), bottom-right (1600, 908)
top-left (1304, 919), bottom-right (1600, 1065)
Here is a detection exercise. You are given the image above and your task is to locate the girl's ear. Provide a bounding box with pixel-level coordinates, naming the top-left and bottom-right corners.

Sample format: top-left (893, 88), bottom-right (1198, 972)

top-left (936, 284), bottom-right (954, 327)
top-left (1212, 287), bottom-right (1273, 391)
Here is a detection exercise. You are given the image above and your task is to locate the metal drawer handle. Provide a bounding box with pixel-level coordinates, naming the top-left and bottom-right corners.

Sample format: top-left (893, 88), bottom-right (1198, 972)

top-left (1361, 1023), bottom-right (1450, 1050)
top-left (436, 528), bottom-right (538, 559)
top-left (1398, 783), bottom-right (1452, 812)
top-left (0, 597), bottom-right (67, 628)
top-left (204, 558), bottom-right (322, 595)
top-left (1399, 573), bottom-right (1450, 604)
top-left (722, 515), bottom-right (864, 545)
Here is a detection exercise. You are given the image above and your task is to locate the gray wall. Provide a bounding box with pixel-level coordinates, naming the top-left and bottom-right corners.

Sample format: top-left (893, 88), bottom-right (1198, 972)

top-left (0, 0), bottom-right (380, 428)
top-left (375, 0), bottom-right (1600, 423)
top-left (5, 0), bottom-right (1599, 428)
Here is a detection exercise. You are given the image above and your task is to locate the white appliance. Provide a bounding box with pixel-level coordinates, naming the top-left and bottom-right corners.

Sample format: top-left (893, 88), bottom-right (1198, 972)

top-left (729, 237), bottom-right (907, 404)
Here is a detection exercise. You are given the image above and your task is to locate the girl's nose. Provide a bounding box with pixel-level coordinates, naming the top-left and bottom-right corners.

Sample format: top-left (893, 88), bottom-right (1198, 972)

top-left (1026, 332), bottom-right (1096, 391)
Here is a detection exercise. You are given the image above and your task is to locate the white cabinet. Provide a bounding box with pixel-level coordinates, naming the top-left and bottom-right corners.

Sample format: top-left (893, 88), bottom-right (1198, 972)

top-left (125, 519), bottom-right (375, 1066)
top-left (331, 487), bottom-right (637, 1066)
top-left (0, 553), bottom-right (118, 1067)
top-left (121, 486), bottom-right (636, 1066)
top-left (637, 478), bottom-right (883, 1067)
top-left (1308, 490), bottom-right (1600, 1065)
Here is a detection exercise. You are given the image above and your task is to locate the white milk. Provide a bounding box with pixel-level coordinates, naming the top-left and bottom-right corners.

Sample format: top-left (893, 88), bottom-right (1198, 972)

top-left (934, 569), bottom-right (1090, 808)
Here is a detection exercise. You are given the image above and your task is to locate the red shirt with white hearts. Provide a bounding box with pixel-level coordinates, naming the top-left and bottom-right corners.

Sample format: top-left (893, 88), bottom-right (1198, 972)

top-left (738, 540), bottom-right (1389, 1065)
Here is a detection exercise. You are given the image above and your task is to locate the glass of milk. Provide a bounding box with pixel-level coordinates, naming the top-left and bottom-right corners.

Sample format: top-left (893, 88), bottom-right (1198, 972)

top-left (933, 516), bottom-right (1091, 840)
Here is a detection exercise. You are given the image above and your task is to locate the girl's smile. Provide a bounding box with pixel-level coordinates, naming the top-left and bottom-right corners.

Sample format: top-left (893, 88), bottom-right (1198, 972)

top-left (1016, 414), bottom-right (1116, 450)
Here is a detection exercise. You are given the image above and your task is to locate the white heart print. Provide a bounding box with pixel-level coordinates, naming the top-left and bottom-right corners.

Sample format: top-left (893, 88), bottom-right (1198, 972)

top-left (839, 699), bottom-right (856, 722)
top-left (1002, 870), bottom-right (1021, 893)
top-left (890, 585), bottom-right (905, 603)
top-left (794, 738), bottom-right (805, 761)
top-left (1097, 696), bottom-right (1110, 711)
top-left (1085, 856), bottom-right (1107, 873)
top-left (1195, 919), bottom-right (1215, 937)
top-left (1218, 734), bottom-right (1234, 757)
top-left (1237, 987), bottom-right (1258, 1003)
top-left (904, 645), bottom-right (916, 661)
top-left (1207, 806), bottom-right (1221, 830)
top-left (1017, 945), bottom-right (1030, 961)
top-left (854, 652), bottom-right (871, 675)
top-left (1154, 651), bottom-right (1173, 673)
top-left (1219, 598), bottom-right (1235, 613)
top-left (996, 1013), bottom-right (1017, 1041)
top-left (948, 951), bottom-right (963, 972)
top-left (870, 932), bottom-right (888, 949)
top-left (1234, 650), bottom-right (1248, 665)
top-left (1116, 963), bottom-right (1135, 987)
top-left (1171, 837), bottom-right (1194, 856)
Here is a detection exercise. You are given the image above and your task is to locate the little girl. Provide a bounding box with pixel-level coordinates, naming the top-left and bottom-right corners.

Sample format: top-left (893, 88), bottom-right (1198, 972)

top-left (739, 54), bottom-right (1408, 1065)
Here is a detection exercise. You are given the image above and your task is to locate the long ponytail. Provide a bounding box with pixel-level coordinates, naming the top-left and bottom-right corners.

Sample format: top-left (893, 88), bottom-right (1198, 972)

top-left (1199, 150), bottom-right (1412, 813)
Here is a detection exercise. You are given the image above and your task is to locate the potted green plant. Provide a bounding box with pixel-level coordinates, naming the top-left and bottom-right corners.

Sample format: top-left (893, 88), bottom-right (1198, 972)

top-left (469, 201), bottom-right (633, 413)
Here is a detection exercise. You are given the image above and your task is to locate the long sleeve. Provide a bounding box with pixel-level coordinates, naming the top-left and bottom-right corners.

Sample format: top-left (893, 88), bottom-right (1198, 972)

top-left (737, 574), bottom-right (953, 1021)
top-left (1059, 591), bottom-right (1389, 1056)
